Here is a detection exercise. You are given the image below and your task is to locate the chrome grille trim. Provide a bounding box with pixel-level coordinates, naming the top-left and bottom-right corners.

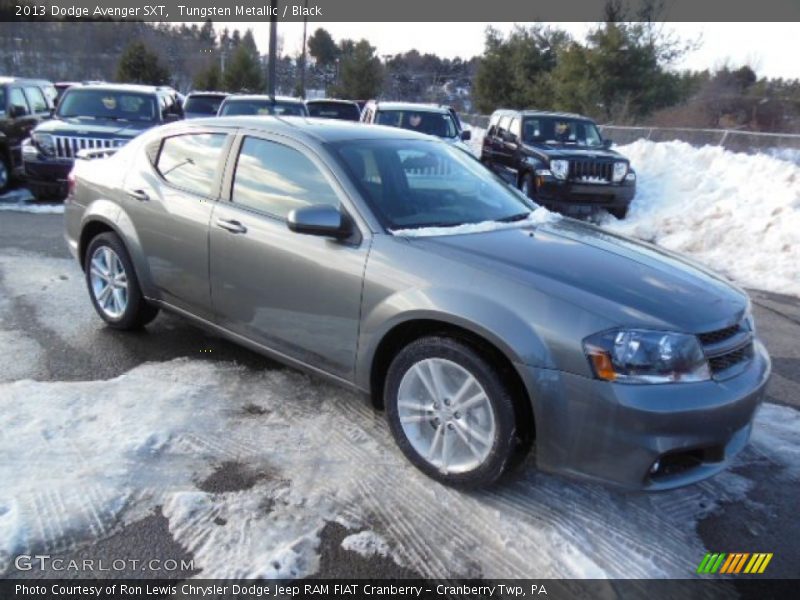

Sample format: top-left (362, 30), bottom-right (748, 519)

top-left (53, 136), bottom-right (125, 159)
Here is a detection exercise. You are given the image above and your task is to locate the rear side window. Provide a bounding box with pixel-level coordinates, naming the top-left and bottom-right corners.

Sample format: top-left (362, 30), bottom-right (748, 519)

top-left (24, 86), bottom-right (48, 112)
top-left (232, 137), bottom-right (339, 219)
top-left (9, 88), bottom-right (30, 116)
top-left (156, 133), bottom-right (227, 197)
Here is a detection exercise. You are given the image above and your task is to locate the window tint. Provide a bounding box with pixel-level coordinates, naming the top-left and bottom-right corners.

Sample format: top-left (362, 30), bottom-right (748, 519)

top-left (306, 102), bottom-right (361, 121)
top-left (184, 95), bottom-right (226, 115)
top-left (58, 89), bottom-right (158, 122)
top-left (9, 88), bottom-right (29, 116)
top-left (157, 133), bottom-right (227, 196)
top-left (24, 86), bottom-right (48, 112)
top-left (232, 137), bottom-right (339, 219)
top-left (374, 110), bottom-right (458, 138)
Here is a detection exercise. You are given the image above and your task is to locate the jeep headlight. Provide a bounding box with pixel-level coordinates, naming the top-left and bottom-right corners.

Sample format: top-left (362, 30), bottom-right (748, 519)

top-left (32, 132), bottom-right (56, 157)
top-left (550, 159), bottom-right (569, 180)
top-left (612, 161), bottom-right (628, 182)
top-left (584, 329), bottom-right (710, 384)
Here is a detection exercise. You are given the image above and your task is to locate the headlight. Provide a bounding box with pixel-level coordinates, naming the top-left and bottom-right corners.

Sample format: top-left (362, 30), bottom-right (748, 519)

top-left (32, 132), bottom-right (56, 157)
top-left (550, 159), bottom-right (569, 180)
top-left (612, 161), bottom-right (628, 182)
top-left (583, 329), bottom-right (710, 384)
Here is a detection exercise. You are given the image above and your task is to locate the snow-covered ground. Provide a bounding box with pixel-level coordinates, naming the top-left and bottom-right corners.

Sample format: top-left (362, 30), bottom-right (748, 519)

top-left (465, 126), bottom-right (800, 297)
top-left (0, 188), bottom-right (64, 214)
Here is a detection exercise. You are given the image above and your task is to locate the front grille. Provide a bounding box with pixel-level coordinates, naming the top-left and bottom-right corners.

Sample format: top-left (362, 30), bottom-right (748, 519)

top-left (54, 136), bottom-right (126, 159)
top-left (698, 324), bottom-right (740, 345)
top-left (708, 344), bottom-right (753, 373)
top-left (698, 321), bottom-right (753, 376)
top-left (569, 160), bottom-right (612, 182)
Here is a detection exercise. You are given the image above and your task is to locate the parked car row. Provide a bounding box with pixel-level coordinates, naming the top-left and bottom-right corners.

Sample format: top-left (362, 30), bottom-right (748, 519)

top-left (4, 75), bottom-right (637, 217)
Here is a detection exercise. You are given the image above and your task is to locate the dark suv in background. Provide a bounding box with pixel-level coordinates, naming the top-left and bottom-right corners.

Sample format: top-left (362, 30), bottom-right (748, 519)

top-left (0, 77), bottom-right (57, 193)
top-left (481, 110), bottom-right (636, 218)
top-left (22, 83), bottom-right (183, 199)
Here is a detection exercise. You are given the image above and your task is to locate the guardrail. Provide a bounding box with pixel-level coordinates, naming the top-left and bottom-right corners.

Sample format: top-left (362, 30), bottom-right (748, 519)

top-left (460, 114), bottom-right (800, 162)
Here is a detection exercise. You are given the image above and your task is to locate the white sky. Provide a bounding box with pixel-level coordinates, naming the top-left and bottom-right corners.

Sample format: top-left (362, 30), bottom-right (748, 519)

top-left (232, 22), bottom-right (798, 80)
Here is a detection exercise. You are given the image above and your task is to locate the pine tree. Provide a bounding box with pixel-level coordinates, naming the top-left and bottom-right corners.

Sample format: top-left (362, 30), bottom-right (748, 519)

top-left (115, 41), bottom-right (170, 86)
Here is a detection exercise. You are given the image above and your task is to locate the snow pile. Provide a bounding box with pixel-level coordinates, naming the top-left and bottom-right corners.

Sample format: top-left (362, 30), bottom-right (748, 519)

top-left (391, 206), bottom-right (559, 238)
top-left (603, 139), bottom-right (800, 296)
top-left (0, 188), bottom-right (64, 214)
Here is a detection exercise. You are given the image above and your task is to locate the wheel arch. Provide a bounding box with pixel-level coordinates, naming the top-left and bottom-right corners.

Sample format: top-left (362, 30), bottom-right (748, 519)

top-left (367, 317), bottom-right (536, 450)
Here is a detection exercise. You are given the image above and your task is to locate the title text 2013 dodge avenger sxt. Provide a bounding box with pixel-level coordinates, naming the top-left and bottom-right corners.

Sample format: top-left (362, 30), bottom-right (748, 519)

top-left (64, 117), bottom-right (770, 489)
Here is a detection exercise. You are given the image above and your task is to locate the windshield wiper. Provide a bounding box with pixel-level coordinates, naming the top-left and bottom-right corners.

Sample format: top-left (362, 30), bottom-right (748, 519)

top-left (496, 212), bottom-right (531, 223)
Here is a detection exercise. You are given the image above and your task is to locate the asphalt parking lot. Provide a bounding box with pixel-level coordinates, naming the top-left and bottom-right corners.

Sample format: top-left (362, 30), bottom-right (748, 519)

top-left (1, 209), bottom-right (799, 580)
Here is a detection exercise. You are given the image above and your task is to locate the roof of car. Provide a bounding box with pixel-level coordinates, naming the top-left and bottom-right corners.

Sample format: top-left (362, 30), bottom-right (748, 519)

top-left (0, 76), bottom-right (53, 85)
top-left (186, 91), bottom-right (229, 97)
top-left (180, 115), bottom-right (437, 144)
top-left (223, 94), bottom-right (305, 104)
top-left (305, 98), bottom-right (359, 105)
top-left (67, 83), bottom-right (164, 95)
top-left (370, 101), bottom-right (450, 114)
top-left (492, 108), bottom-right (592, 120)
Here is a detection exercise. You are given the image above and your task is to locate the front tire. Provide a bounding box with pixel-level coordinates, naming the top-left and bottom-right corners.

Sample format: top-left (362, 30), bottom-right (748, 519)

top-left (520, 172), bottom-right (536, 199)
top-left (609, 206), bottom-right (629, 219)
top-left (84, 232), bottom-right (159, 329)
top-left (385, 336), bottom-right (518, 488)
top-left (0, 157), bottom-right (10, 193)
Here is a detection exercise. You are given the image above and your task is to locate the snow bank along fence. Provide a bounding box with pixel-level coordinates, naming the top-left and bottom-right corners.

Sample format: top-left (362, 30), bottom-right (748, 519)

top-left (460, 114), bottom-right (800, 162)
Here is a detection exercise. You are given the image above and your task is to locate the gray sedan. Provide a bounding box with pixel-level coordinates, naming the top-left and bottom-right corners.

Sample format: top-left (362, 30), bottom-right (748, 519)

top-left (64, 117), bottom-right (770, 489)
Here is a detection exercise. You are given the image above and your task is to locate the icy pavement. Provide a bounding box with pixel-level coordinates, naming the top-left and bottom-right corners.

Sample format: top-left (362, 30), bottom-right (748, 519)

top-left (0, 188), bottom-right (64, 214)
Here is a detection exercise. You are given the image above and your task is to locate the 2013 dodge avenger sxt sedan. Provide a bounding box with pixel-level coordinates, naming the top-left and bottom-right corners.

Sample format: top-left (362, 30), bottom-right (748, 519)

top-left (64, 117), bottom-right (770, 489)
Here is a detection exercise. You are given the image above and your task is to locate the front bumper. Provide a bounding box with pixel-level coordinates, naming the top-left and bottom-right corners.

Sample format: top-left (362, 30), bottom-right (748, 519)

top-left (535, 175), bottom-right (636, 215)
top-left (517, 340), bottom-right (770, 490)
top-left (22, 148), bottom-right (73, 198)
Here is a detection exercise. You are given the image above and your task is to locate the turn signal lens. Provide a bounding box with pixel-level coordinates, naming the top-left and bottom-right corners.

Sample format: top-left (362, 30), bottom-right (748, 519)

top-left (587, 347), bottom-right (617, 381)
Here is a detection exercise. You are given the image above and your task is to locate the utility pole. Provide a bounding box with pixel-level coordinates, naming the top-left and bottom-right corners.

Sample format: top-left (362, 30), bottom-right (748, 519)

top-left (267, 0), bottom-right (278, 98)
top-left (300, 0), bottom-right (308, 98)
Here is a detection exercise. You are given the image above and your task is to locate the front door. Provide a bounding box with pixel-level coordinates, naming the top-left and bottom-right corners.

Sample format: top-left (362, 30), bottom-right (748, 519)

top-left (210, 134), bottom-right (369, 379)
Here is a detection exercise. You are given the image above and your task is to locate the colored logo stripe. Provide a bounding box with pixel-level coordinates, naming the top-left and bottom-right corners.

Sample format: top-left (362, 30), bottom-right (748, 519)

top-left (699, 552), bottom-right (773, 574)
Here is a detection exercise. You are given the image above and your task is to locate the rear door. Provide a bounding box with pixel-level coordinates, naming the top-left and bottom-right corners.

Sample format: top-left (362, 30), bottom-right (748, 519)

top-left (122, 129), bottom-right (233, 319)
top-left (6, 86), bottom-right (37, 167)
top-left (209, 133), bottom-right (370, 379)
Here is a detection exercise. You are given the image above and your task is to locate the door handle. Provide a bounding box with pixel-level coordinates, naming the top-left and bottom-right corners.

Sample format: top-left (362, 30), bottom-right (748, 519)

top-left (126, 189), bottom-right (149, 202)
top-left (215, 218), bottom-right (247, 234)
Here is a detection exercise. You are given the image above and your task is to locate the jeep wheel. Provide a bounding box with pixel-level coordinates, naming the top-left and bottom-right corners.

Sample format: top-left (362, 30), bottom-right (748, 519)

top-left (84, 232), bottom-right (159, 329)
top-left (520, 172), bottom-right (536, 199)
top-left (385, 336), bottom-right (518, 488)
top-left (609, 206), bottom-right (629, 220)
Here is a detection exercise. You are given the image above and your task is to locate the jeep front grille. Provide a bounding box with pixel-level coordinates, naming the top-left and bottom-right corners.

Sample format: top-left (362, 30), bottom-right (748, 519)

top-left (54, 136), bottom-right (126, 159)
top-left (569, 160), bottom-right (612, 182)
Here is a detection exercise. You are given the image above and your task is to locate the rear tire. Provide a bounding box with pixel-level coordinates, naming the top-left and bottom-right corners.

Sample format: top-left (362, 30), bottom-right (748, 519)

top-left (384, 336), bottom-right (518, 488)
top-left (84, 232), bottom-right (159, 330)
top-left (609, 206), bottom-right (629, 220)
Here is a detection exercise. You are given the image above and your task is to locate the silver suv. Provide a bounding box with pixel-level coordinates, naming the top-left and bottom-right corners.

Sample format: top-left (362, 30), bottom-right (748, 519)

top-left (65, 117), bottom-right (770, 489)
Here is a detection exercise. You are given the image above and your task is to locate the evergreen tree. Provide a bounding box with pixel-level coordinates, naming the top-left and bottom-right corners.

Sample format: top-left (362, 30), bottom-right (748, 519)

top-left (223, 42), bottom-right (264, 92)
top-left (308, 28), bottom-right (339, 67)
top-left (330, 39), bottom-right (383, 99)
top-left (115, 41), bottom-right (170, 85)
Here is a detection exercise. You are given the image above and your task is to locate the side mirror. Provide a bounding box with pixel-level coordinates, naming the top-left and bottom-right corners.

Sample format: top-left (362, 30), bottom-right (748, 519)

top-left (9, 105), bottom-right (27, 119)
top-left (287, 204), bottom-right (351, 239)
top-left (602, 138), bottom-right (613, 149)
top-left (460, 129), bottom-right (472, 141)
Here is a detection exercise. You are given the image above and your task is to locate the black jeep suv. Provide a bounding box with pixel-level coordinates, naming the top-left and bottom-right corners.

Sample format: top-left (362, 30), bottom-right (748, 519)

top-left (22, 84), bottom-right (183, 199)
top-left (0, 77), bottom-right (57, 193)
top-left (481, 110), bottom-right (636, 218)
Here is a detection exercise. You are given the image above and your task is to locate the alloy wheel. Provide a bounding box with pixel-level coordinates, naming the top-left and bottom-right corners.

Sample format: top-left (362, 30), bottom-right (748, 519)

top-left (397, 358), bottom-right (497, 474)
top-left (89, 246), bottom-right (129, 319)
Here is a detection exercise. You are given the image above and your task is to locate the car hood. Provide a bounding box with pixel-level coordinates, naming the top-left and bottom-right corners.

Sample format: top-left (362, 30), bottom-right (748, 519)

top-left (35, 117), bottom-right (154, 138)
top-left (523, 143), bottom-right (625, 161)
top-left (408, 219), bottom-right (748, 333)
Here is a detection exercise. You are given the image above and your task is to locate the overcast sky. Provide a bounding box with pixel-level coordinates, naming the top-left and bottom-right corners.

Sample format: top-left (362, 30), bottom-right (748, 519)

top-left (232, 22), bottom-right (798, 80)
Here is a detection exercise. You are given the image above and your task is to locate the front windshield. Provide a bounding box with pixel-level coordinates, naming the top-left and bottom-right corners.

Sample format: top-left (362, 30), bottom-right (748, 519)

top-left (219, 99), bottom-right (308, 117)
top-left (376, 110), bottom-right (458, 138)
top-left (522, 117), bottom-right (603, 147)
top-left (57, 89), bottom-right (157, 122)
top-left (334, 139), bottom-right (535, 230)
